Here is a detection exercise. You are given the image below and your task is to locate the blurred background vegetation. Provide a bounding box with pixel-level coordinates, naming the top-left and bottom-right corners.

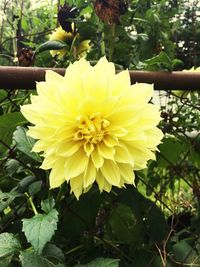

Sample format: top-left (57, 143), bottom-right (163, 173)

top-left (0, 0), bottom-right (200, 70)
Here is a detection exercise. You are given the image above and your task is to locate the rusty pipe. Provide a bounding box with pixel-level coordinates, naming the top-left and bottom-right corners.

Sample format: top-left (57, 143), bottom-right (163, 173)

top-left (0, 66), bottom-right (200, 90)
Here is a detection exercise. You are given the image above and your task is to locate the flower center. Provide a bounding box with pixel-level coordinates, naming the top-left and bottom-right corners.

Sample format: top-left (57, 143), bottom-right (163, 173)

top-left (74, 112), bottom-right (110, 144)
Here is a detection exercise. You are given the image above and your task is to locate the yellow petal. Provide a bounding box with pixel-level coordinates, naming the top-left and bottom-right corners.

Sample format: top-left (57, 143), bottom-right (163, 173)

top-left (102, 177), bottom-right (112, 192)
top-left (118, 163), bottom-right (135, 185)
top-left (103, 135), bottom-right (118, 147)
top-left (57, 141), bottom-right (83, 157)
top-left (129, 83), bottom-right (154, 104)
top-left (96, 171), bottom-right (105, 192)
top-left (91, 148), bottom-right (104, 168)
top-left (40, 155), bottom-right (57, 170)
top-left (100, 160), bottom-right (120, 186)
top-left (70, 175), bottom-right (83, 200)
top-left (109, 70), bottom-right (131, 96)
top-left (97, 142), bottom-right (115, 160)
top-left (84, 142), bottom-right (94, 156)
top-left (49, 160), bottom-right (65, 188)
top-left (83, 160), bottom-right (96, 188)
top-left (114, 144), bottom-right (134, 165)
top-left (64, 149), bottom-right (88, 180)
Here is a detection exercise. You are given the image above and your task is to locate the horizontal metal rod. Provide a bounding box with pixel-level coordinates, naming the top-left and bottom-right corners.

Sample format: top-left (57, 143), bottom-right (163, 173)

top-left (0, 66), bottom-right (200, 90)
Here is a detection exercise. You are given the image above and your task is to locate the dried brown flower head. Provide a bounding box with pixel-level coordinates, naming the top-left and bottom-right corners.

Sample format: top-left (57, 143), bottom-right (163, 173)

top-left (18, 48), bottom-right (34, 66)
top-left (94, 0), bottom-right (128, 24)
top-left (58, 3), bottom-right (79, 33)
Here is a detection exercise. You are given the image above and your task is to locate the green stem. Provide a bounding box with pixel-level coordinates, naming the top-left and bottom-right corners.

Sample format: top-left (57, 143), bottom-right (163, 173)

top-left (69, 34), bottom-right (79, 60)
top-left (25, 193), bottom-right (38, 215)
top-left (108, 23), bottom-right (116, 61)
top-left (65, 244), bottom-right (84, 255)
top-left (94, 235), bottom-right (133, 262)
top-left (100, 31), bottom-right (106, 56)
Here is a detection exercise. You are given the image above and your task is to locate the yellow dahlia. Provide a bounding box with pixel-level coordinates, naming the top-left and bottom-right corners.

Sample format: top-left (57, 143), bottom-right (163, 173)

top-left (49, 26), bottom-right (90, 59)
top-left (49, 26), bottom-right (73, 59)
top-left (21, 57), bottom-right (163, 199)
top-left (76, 40), bottom-right (91, 59)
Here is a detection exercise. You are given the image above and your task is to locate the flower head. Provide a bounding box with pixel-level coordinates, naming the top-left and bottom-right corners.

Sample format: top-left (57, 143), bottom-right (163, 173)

top-left (76, 40), bottom-right (91, 59)
top-left (49, 26), bottom-right (90, 59)
top-left (21, 58), bottom-right (163, 199)
top-left (94, 0), bottom-right (128, 24)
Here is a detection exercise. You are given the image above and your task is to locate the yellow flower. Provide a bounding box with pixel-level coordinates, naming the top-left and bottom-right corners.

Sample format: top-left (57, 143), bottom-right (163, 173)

top-left (49, 26), bottom-right (73, 59)
top-left (172, 66), bottom-right (200, 98)
top-left (49, 26), bottom-right (90, 59)
top-left (21, 58), bottom-right (163, 199)
top-left (76, 40), bottom-right (91, 59)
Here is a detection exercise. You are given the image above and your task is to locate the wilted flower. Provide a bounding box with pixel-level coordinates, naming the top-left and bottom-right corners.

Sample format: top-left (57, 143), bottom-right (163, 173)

top-left (21, 57), bottom-right (163, 199)
top-left (49, 26), bottom-right (90, 59)
top-left (94, 0), bottom-right (128, 24)
top-left (18, 47), bottom-right (34, 66)
top-left (58, 3), bottom-right (79, 33)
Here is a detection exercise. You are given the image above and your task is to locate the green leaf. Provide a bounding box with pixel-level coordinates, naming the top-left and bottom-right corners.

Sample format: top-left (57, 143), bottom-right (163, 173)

top-left (119, 187), bottom-right (168, 243)
top-left (0, 192), bottom-right (22, 213)
top-left (75, 258), bottom-right (120, 267)
top-left (35, 40), bottom-right (68, 54)
top-left (0, 90), bottom-right (7, 102)
top-left (0, 232), bottom-right (21, 258)
top-left (108, 203), bottom-right (136, 244)
top-left (42, 243), bottom-right (65, 263)
top-left (0, 255), bottom-right (13, 267)
top-left (144, 51), bottom-right (172, 71)
top-left (22, 209), bottom-right (58, 254)
top-left (41, 196), bottom-right (55, 214)
top-left (13, 126), bottom-right (41, 162)
top-left (20, 250), bottom-right (66, 267)
top-left (5, 159), bottom-right (21, 176)
top-left (0, 112), bottom-right (26, 154)
top-left (173, 240), bottom-right (199, 264)
top-left (63, 190), bottom-right (102, 238)
top-left (28, 181), bottom-right (43, 196)
top-left (157, 137), bottom-right (187, 167)
top-left (17, 176), bottom-right (36, 193)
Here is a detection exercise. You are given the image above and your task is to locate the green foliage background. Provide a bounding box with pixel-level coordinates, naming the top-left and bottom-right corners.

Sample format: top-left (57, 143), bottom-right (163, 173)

top-left (0, 0), bottom-right (200, 266)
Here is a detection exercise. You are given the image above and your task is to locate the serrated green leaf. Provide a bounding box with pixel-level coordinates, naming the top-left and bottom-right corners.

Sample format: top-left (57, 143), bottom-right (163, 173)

top-left (22, 209), bottom-right (58, 254)
top-left (0, 232), bottom-right (21, 258)
top-left (0, 192), bottom-right (23, 212)
top-left (75, 258), bottom-right (120, 267)
top-left (5, 159), bottom-right (21, 176)
top-left (0, 112), bottom-right (26, 154)
top-left (13, 126), bottom-right (41, 162)
top-left (41, 196), bottom-right (55, 214)
top-left (20, 250), bottom-right (66, 267)
top-left (35, 40), bottom-right (68, 54)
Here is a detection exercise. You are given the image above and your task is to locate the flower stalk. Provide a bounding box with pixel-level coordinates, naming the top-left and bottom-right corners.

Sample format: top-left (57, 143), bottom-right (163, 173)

top-left (25, 192), bottom-right (38, 215)
top-left (108, 23), bottom-right (116, 61)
